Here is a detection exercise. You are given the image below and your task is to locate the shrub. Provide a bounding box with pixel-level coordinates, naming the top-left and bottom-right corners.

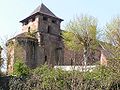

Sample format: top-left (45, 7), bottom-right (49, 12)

top-left (6, 61), bottom-right (120, 90)
top-left (12, 60), bottom-right (30, 76)
top-left (32, 65), bottom-right (71, 90)
top-left (10, 65), bottom-right (119, 90)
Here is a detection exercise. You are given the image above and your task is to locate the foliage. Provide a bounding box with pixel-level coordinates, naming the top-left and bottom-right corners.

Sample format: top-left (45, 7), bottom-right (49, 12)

top-left (105, 16), bottom-right (120, 59)
top-left (106, 16), bottom-right (120, 46)
top-left (63, 15), bottom-right (98, 66)
top-left (8, 66), bottom-right (85, 90)
top-left (12, 59), bottom-right (30, 76)
top-left (63, 31), bottom-right (81, 51)
top-left (85, 66), bottom-right (109, 80)
top-left (32, 65), bottom-right (71, 90)
top-left (84, 59), bottom-right (120, 89)
top-left (0, 64), bottom-right (118, 90)
top-left (63, 15), bottom-right (97, 50)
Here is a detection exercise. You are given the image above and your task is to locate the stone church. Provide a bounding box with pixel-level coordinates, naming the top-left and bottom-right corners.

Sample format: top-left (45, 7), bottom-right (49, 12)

top-left (7, 3), bottom-right (64, 74)
top-left (6, 3), bottom-right (106, 74)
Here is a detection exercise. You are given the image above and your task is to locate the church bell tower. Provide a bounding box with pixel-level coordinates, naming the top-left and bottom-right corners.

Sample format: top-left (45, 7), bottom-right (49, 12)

top-left (7, 3), bottom-right (64, 74)
top-left (20, 3), bottom-right (64, 67)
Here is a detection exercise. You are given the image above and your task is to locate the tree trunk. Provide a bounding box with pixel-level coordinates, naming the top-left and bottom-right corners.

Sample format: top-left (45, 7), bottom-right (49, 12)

top-left (83, 46), bottom-right (88, 70)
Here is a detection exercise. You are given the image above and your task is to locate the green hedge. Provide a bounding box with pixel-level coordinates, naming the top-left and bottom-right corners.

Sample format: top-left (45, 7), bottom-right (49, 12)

top-left (1, 59), bottom-right (120, 90)
top-left (7, 65), bottom-right (120, 90)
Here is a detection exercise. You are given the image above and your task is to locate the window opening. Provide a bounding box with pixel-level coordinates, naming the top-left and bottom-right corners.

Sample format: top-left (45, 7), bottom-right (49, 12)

top-left (32, 17), bottom-right (35, 22)
top-left (48, 26), bottom-right (51, 33)
top-left (52, 20), bottom-right (56, 24)
top-left (44, 56), bottom-right (47, 64)
top-left (40, 34), bottom-right (44, 45)
top-left (25, 20), bottom-right (28, 25)
top-left (28, 27), bottom-right (30, 32)
top-left (43, 17), bottom-right (48, 21)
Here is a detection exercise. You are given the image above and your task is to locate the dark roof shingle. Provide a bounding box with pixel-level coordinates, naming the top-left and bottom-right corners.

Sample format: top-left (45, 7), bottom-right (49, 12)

top-left (20, 3), bottom-right (63, 22)
top-left (31, 3), bottom-right (56, 17)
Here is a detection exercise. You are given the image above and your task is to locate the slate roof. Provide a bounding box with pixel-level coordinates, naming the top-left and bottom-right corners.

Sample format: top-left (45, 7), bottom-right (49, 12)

top-left (31, 3), bottom-right (56, 17)
top-left (20, 3), bottom-right (63, 22)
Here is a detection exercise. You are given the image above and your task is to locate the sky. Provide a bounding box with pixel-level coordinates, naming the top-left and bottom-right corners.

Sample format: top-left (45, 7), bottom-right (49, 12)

top-left (1, 0), bottom-right (120, 41)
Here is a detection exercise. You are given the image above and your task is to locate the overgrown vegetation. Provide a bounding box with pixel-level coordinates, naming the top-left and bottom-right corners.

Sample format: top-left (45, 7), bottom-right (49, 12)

top-left (0, 60), bottom-right (118, 90)
top-left (12, 59), bottom-right (30, 76)
top-left (0, 63), bottom-right (118, 90)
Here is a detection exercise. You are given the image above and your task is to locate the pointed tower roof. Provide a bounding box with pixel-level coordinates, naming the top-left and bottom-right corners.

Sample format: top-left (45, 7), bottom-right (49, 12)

top-left (20, 3), bottom-right (63, 23)
top-left (31, 3), bottom-right (56, 17)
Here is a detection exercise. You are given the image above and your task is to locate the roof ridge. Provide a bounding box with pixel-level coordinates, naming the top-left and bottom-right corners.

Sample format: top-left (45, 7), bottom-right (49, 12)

top-left (31, 3), bottom-right (56, 17)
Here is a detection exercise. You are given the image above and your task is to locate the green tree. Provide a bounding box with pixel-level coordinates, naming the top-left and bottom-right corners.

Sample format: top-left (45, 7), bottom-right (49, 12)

top-left (105, 16), bottom-right (120, 59)
top-left (63, 15), bottom-right (98, 66)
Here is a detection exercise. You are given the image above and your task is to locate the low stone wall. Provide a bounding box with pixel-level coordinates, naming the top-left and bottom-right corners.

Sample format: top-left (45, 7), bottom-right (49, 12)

top-left (54, 65), bottom-right (96, 71)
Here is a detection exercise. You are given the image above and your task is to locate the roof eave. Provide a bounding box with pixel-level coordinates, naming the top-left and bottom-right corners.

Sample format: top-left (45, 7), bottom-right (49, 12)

top-left (20, 12), bottom-right (63, 23)
top-left (20, 13), bottom-right (39, 23)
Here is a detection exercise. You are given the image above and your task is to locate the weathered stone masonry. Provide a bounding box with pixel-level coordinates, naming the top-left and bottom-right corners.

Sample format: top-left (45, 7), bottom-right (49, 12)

top-left (7, 3), bottom-right (64, 74)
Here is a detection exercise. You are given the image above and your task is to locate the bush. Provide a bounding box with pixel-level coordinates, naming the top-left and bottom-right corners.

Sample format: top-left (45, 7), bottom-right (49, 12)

top-left (12, 60), bottom-right (30, 76)
top-left (3, 63), bottom-right (120, 90)
top-left (32, 65), bottom-right (71, 90)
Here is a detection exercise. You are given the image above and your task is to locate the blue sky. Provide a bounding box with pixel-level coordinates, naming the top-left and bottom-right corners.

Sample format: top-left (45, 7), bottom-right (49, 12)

top-left (1, 0), bottom-right (120, 41)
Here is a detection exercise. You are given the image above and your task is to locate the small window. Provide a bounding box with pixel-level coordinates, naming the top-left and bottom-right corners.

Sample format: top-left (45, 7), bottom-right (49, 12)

top-left (47, 26), bottom-right (51, 33)
top-left (40, 34), bottom-right (44, 44)
top-left (71, 59), bottom-right (73, 66)
top-left (25, 20), bottom-right (28, 25)
top-left (52, 20), bottom-right (56, 24)
top-left (43, 16), bottom-right (48, 21)
top-left (44, 56), bottom-right (47, 64)
top-left (28, 27), bottom-right (30, 32)
top-left (32, 17), bottom-right (35, 22)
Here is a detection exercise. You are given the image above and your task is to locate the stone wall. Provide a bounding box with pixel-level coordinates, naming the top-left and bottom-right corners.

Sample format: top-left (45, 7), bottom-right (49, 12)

top-left (15, 38), bottom-right (39, 68)
top-left (7, 39), bottom-right (15, 75)
top-left (64, 48), bottom-right (101, 66)
top-left (22, 15), bottom-right (39, 33)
